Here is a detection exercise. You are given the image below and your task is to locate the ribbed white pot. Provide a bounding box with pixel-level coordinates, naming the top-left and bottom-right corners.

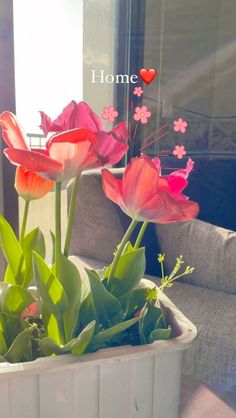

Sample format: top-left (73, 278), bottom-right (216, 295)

top-left (0, 291), bottom-right (196, 418)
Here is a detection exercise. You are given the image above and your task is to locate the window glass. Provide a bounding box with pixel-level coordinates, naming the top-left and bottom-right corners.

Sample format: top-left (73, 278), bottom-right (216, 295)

top-left (127, 0), bottom-right (236, 158)
top-left (126, 0), bottom-right (236, 230)
top-left (14, 0), bottom-right (83, 259)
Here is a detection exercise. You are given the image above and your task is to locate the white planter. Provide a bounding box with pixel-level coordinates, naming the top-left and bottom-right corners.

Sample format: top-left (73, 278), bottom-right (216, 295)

top-left (0, 291), bottom-right (196, 418)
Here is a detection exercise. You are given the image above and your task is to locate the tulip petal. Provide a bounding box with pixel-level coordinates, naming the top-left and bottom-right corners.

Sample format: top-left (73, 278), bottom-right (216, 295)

top-left (46, 100), bottom-right (77, 133)
top-left (46, 129), bottom-right (99, 180)
top-left (48, 141), bottom-right (98, 181)
top-left (134, 192), bottom-right (167, 222)
top-left (15, 166), bottom-right (53, 200)
top-left (39, 112), bottom-right (54, 136)
top-left (166, 175), bottom-right (188, 195)
top-left (123, 156), bottom-right (159, 215)
top-left (139, 191), bottom-right (199, 223)
top-left (95, 131), bottom-right (128, 166)
top-left (73, 102), bottom-right (104, 132)
top-left (40, 101), bottom-right (104, 135)
top-left (4, 148), bottom-right (63, 174)
top-left (47, 128), bottom-right (98, 146)
top-left (102, 169), bottom-right (126, 211)
top-left (0, 112), bottom-right (29, 150)
top-left (176, 199), bottom-right (199, 222)
top-left (111, 122), bottom-right (129, 142)
top-left (171, 158), bottom-right (194, 180)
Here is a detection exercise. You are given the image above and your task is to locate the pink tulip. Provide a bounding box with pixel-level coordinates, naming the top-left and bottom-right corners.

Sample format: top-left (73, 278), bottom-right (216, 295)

top-left (39, 101), bottom-right (129, 167)
top-left (1, 103), bottom-right (129, 181)
top-left (152, 157), bottom-right (194, 196)
top-left (102, 155), bottom-right (199, 223)
top-left (92, 122), bottom-right (129, 167)
top-left (39, 101), bottom-right (103, 135)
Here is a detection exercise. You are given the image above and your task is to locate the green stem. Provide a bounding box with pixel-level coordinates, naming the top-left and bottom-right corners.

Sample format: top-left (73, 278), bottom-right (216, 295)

top-left (108, 219), bottom-right (138, 285)
top-left (160, 260), bottom-right (165, 282)
top-left (20, 200), bottom-right (30, 244)
top-left (134, 221), bottom-right (148, 248)
top-left (55, 182), bottom-right (62, 279)
top-left (64, 174), bottom-right (80, 257)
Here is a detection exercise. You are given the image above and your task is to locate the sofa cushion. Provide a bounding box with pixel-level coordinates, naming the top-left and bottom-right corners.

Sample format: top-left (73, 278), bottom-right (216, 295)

top-left (68, 169), bottom-right (125, 263)
top-left (69, 255), bottom-right (106, 272)
top-left (156, 219), bottom-right (236, 294)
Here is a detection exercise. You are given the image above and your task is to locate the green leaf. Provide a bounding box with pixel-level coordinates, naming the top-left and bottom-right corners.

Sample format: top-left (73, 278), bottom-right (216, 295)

top-left (78, 293), bottom-right (95, 332)
top-left (4, 328), bottom-right (33, 363)
top-left (103, 241), bottom-right (134, 280)
top-left (53, 255), bottom-right (81, 342)
top-left (71, 320), bottom-right (96, 355)
top-left (39, 336), bottom-right (62, 356)
top-left (40, 320), bottom-right (96, 356)
top-left (42, 304), bottom-right (61, 344)
top-left (21, 227), bottom-right (46, 287)
top-left (122, 241), bottom-right (134, 254)
top-left (81, 272), bottom-right (91, 303)
top-left (91, 317), bottom-right (139, 349)
top-left (0, 332), bottom-right (7, 355)
top-left (4, 316), bottom-right (25, 348)
top-left (33, 251), bottom-right (68, 320)
top-left (108, 247), bottom-right (146, 298)
top-left (118, 295), bottom-right (129, 317)
top-left (0, 285), bottom-right (35, 316)
top-left (4, 265), bottom-right (17, 285)
top-left (0, 312), bottom-right (6, 334)
top-left (155, 312), bottom-right (166, 329)
top-left (103, 241), bottom-right (134, 279)
top-left (139, 303), bottom-right (163, 344)
top-left (148, 326), bottom-right (172, 343)
top-left (23, 227), bottom-right (46, 259)
top-left (0, 215), bottom-right (25, 285)
top-left (50, 230), bottom-right (55, 265)
top-left (86, 269), bottom-right (123, 328)
top-left (124, 287), bottom-right (148, 318)
top-left (0, 281), bottom-right (11, 296)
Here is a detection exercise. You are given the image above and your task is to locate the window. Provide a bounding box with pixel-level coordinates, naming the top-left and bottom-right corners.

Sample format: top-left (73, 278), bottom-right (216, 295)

top-left (116, 0), bottom-right (236, 230)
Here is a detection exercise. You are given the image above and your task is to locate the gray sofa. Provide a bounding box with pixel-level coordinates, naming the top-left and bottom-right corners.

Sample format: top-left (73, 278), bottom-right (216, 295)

top-left (68, 168), bottom-right (236, 393)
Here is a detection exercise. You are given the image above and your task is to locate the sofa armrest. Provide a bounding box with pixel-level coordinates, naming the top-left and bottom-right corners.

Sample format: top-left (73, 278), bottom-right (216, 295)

top-left (67, 168), bottom-right (125, 263)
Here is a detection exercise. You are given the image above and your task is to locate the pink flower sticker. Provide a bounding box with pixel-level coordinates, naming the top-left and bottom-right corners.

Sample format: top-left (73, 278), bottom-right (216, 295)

top-left (133, 86), bottom-right (144, 97)
top-left (173, 145), bottom-right (187, 159)
top-left (133, 106), bottom-right (151, 124)
top-left (173, 118), bottom-right (188, 133)
top-left (102, 106), bottom-right (118, 123)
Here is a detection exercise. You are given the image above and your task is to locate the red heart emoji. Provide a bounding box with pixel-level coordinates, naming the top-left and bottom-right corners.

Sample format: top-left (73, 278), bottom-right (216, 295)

top-left (139, 68), bottom-right (157, 85)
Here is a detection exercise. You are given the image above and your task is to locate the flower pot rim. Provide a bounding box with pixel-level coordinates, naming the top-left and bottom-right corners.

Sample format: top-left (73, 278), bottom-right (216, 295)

top-left (0, 279), bottom-right (196, 377)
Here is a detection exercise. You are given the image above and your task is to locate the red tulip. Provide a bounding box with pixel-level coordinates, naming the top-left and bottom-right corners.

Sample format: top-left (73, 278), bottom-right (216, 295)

top-left (0, 111), bottom-right (64, 174)
top-left (0, 112), bottom-right (100, 181)
top-left (21, 302), bottom-right (37, 318)
top-left (102, 155), bottom-right (199, 223)
top-left (15, 166), bottom-right (53, 200)
top-left (39, 101), bottom-right (103, 135)
top-left (1, 106), bottom-right (129, 181)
